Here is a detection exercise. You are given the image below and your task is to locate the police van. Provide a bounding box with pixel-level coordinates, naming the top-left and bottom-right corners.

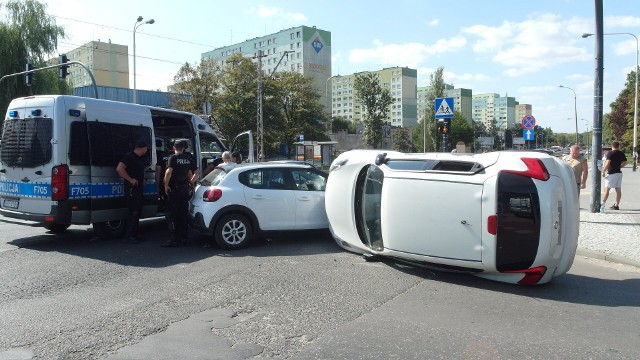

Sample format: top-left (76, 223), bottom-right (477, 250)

top-left (0, 95), bottom-right (253, 238)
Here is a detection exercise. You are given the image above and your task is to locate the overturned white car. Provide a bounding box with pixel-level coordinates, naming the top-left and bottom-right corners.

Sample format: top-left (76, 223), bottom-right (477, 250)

top-left (325, 150), bottom-right (579, 285)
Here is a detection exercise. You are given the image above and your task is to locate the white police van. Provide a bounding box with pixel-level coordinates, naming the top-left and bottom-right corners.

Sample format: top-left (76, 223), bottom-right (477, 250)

top-left (0, 95), bottom-right (252, 238)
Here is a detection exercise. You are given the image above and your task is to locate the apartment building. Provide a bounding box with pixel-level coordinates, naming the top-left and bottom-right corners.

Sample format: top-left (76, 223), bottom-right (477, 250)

top-left (515, 103), bottom-right (533, 124)
top-left (63, 40), bottom-right (129, 89)
top-left (472, 93), bottom-right (517, 130)
top-left (329, 67), bottom-right (418, 128)
top-left (202, 25), bottom-right (332, 111)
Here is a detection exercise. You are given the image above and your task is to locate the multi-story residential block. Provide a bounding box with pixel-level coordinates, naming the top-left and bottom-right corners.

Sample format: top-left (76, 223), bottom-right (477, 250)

top-left (515, 103), bottom-right (533, 124)
top-left (63, 40), bottom-right (129, 89)
top-left (328, 67), bottom-right (417, 128)
top-left (473, 93), bottom-right (516, 131)
top-left (202, 25), bottom-right (331, 111)
top-left (416, 85), bottom-right (472, 124)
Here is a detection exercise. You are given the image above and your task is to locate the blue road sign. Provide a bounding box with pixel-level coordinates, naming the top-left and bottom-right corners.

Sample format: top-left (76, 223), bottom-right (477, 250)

top-left (435, 98), bottom-right (454, 119)
top-left (523, 129), bottom-right (534, 141)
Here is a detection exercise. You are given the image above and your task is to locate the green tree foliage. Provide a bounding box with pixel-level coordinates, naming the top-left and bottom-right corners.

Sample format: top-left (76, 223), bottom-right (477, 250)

top-left (442, 111), bottom-right (473, 151)
top-left (212, 54), bottom-right (258, 143)
top-left (412, 66), bottom-right (445, 152)
top-left (606, 69), bottom-right (637, 153)
top-left (1, 0), bottom-right (67, 118)
top-left (392, 127), bottom-right (414, 152)
top-left (171, 58), bottom-right (223, 115)
top-left (270, 71), bottom-right (329, 158)
top-left (331, 116), bottom-right (351, 133)
top-left (353, 72), bottom-right (392, 149)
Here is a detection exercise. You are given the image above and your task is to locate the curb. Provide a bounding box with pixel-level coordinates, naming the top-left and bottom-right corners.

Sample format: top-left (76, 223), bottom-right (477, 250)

top-left (576, 248), bottom-right (640, 268)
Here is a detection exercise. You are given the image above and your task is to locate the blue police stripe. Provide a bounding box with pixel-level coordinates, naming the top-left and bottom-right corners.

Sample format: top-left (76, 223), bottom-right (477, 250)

top-left (1, 181), bottom-right (157, 199)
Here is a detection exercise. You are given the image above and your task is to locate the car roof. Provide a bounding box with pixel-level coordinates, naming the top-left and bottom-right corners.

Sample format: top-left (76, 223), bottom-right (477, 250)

top-left (220, 161), bottom-right (316, 172)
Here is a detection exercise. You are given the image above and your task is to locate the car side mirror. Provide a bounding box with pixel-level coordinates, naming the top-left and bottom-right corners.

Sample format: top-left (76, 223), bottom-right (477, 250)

top-left (375, 153), bottom-right (387, 166)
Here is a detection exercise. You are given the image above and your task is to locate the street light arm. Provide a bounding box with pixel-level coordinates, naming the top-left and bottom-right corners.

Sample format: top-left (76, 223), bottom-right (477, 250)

top-left (559, 85), bottom-right (579, 145)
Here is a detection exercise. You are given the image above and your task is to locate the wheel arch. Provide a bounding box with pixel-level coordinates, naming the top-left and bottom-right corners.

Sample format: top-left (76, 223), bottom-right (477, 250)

top-left (208, 205), bottom-right (261, 234)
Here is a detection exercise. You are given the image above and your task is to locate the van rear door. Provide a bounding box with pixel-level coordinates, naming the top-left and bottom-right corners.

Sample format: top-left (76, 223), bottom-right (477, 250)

top-left (0, 96), bottom-right (56, 219)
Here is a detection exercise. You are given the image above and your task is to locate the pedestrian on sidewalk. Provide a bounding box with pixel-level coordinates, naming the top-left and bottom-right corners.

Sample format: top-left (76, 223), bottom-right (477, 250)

top-left (601, 141), bottom-right (628, 210)
top-left (563, 144), bottom-right (588, 193)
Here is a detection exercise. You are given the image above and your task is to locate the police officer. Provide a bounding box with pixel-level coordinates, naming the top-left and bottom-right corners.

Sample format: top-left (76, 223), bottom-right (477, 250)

top-left (116, 139), bottom-right (149, 243)
top-left (161, 139), bottom-right (197, 247)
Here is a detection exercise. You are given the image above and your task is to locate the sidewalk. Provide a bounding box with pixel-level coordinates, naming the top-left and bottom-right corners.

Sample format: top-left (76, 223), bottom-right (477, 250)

top-left (576, 162), bottom-right (640, 268)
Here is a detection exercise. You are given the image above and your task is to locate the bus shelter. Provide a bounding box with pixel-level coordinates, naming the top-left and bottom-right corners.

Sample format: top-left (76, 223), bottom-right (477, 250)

top-left (294, 141), bottom-right (338, 170)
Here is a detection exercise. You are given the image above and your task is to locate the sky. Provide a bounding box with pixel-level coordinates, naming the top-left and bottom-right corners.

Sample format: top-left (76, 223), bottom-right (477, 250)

top-left (22, 0), bottom-right (640, 133)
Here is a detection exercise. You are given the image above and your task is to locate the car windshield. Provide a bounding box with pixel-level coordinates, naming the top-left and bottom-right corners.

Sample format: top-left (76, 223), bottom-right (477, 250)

top-left (201, 168), bottom-right (228, 186)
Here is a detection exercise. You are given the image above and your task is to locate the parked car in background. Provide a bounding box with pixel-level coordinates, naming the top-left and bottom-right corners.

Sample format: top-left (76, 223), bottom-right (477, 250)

top-left (189, 162), bottom-right (328, 249)
top-left (324, 150), bottom-right (579, 285)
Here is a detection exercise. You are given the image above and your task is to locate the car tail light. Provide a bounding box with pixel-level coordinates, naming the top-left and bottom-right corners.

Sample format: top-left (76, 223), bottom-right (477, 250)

top-left (487, 215), bottom-right (497, 235)
top-left (501, 158), bottom-right (549, 181)
top-left (51, 164), bottom-right (69, 201)
top-left (501, 266), bottom-right (547, 285)
top-left (203, 187), bottom-right (222, 202)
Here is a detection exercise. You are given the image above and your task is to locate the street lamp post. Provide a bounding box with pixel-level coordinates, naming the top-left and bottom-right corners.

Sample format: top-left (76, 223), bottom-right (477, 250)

top-left (559, 85), bottom-right (579, 145)
top-left (583, 32), bottom-right (638, 171)
top-left (133, 16), bottom-right (155, 104)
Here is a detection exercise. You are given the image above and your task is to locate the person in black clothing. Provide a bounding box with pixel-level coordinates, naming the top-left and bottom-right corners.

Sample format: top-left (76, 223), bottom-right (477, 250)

top-left (162, 139), bottom-right (198, 247)
top-left (602, 141), bottom-right (628, 210)
top-left (116, 139), bottom-right (149, 243)
top-left (155, 140), bottom-right (173, 212)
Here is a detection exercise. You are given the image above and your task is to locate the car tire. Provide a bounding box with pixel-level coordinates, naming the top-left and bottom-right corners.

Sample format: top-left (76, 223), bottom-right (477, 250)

top-left (92, 220), bottom-right (127, 239)
top-left (45, 223), bottom-right (71, 233)
top-left (214, 214), bottom-right (252, 250)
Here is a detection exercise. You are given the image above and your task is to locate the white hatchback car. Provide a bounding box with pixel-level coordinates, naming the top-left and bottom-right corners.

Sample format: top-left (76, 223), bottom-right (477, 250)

top-left (189, 162), bottom-right (329, 249)
top-left (325, 150), bottom-right (579, 285)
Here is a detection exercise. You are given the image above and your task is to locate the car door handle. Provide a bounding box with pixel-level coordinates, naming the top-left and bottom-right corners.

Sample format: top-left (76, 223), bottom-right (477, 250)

top-left (298, 196), bottom-right (310, 201)
top-left (252, 195), bottom-right (265, 200)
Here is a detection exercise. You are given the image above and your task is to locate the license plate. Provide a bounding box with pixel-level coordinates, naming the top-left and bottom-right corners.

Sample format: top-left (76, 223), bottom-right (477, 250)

top-left (2, 198), bottom-right (19, 209)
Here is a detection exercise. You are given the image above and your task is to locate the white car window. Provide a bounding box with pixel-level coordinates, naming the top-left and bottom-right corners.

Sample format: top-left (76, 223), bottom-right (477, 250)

top-left (291, 169), bottom-right (326, 191)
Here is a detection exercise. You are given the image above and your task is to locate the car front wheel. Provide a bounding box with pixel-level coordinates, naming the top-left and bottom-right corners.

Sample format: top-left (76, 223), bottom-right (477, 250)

top-left (214, 214), bottom-right (252, 250)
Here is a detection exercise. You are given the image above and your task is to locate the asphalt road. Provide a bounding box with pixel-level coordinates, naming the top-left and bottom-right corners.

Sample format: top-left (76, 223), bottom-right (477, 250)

top-left (0, 217), bottom-right (639, 360)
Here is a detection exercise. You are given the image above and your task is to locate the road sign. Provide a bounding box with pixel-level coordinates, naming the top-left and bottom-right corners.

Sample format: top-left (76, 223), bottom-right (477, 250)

top-left (523, 129), bottom-right (534, 141)
top-left (522, 115), bottom-right (536, 129)
top-left (435, 97), bottom-right (454, 119)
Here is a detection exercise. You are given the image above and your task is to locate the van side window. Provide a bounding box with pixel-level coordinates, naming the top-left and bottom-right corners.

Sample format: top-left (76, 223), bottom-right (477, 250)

top-left (69, 122), bottom-right (151, 167)
top-left (69, 122), bottom-right (90, 165)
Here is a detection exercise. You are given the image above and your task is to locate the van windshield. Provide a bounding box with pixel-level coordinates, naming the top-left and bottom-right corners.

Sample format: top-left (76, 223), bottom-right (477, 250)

top-left (0, 117), bottom-right (53, 168)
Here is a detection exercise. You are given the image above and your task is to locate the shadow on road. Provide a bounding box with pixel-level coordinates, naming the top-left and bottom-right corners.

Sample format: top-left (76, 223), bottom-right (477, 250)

top-left (377, 258), bottom-right (640, 308)
top-left (7, 219), bottom-right (341, 268)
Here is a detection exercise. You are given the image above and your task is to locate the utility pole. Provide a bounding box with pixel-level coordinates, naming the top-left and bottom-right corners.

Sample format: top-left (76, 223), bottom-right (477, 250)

top-left (589, 0), bottom-right (604, 213)
top-left (255, 50), bottom-right (266, 162)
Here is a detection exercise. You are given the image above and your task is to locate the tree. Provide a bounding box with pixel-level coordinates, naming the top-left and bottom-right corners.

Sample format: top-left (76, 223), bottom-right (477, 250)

top-left (171, 58), bottom-right (223, 115)
top-left (212, 54), bottom-right (259, 143)
top-left (606, 69), bottom-right (637, 152)
top-left (413, 66), bottom-right (446, 152)
top-left (331, 116), bottom-right (351, 133)
top-left (392, 127), bottom-right (414, 152)
top-left (1, 0), bottom-right (67, 119)
top-left (353, 72), bottom-right (392, 149)
top-left (443, 111), bottom-right (473, 151)
top-left (269, 71), bottom-right (329, 158)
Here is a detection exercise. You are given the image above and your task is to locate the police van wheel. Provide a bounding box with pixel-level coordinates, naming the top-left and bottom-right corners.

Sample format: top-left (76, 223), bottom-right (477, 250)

top-left (93, 220), bottom-right (127, 239)
top-left (214, 214), bottom-right (252, 250)
top-left (45, 223), bottom-right (70, 233)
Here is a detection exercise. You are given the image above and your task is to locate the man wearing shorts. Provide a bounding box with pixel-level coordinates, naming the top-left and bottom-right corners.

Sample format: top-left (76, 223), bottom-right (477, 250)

top-left (601, 141), bottom-right (628, 210)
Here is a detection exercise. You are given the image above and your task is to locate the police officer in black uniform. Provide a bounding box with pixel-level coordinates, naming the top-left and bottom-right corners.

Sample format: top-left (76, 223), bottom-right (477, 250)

top-left (161, 139), bottom-right (197, 247)
top-left (116, 139), bottom-right (149, 243)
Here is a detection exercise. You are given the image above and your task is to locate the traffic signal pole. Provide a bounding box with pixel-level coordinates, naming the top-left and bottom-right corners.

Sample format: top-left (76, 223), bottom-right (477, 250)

top-left (0, 60), bottom-right (99, 99)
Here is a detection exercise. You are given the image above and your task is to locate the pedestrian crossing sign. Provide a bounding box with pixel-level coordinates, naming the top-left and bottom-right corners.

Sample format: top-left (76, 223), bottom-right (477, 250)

top-left (435, 97), bottom-right (454, 119)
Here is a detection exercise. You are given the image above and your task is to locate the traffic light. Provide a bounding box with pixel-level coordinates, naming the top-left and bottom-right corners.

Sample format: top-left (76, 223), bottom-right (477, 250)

top-left (58, 54), bottom-right (68, 79)
top-left (25, 62), bottom-right (33, 86)
top-left (437, 119), bottom-right (451, 134)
